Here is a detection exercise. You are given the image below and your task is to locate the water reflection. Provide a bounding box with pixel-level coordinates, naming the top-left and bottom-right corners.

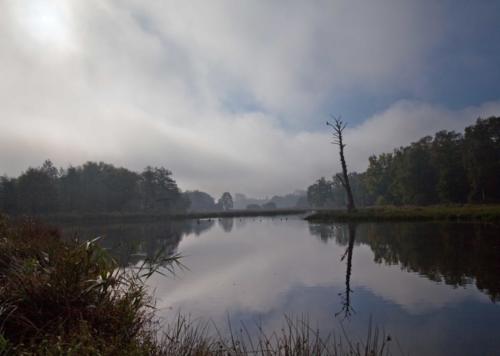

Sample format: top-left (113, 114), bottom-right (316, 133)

top-left (62, 219), bottom-right (213, 266)
top-left (218, 218), bottom-right (234, 233)
top-left (336, 223), bottom-right (356, 319)
top-left (308, 222), bottom-right (500, 303)
top-left (61, 218), bottom-right (500, 355)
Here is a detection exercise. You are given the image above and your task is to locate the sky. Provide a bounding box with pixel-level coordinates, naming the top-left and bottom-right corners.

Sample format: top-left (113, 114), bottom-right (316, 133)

top-left (1, 0), bottom-right (500, 197)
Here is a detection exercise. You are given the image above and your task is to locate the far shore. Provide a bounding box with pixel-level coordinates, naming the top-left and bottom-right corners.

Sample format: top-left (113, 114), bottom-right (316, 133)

top-left (37, 208), bottom-right (311, 224)
top-left (11, 205), bottom-right (500, 224)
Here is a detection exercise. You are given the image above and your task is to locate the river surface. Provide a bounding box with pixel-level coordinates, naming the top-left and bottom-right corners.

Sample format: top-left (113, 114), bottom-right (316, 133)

top-left (63, 216), bottom-right (500, 355)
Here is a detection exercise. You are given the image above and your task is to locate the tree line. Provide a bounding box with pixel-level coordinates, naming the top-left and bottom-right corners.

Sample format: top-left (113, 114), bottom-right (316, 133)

top-left (307, 116), bottom-right (500, 207)
top-left (0, 160), bottom-right (238, 215)
top-left (0, 161), bottom-right (192, 214)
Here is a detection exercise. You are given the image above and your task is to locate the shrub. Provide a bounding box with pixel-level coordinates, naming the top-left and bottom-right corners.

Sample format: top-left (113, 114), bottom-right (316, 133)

top-left (0, 216), bottom-right (177, 355)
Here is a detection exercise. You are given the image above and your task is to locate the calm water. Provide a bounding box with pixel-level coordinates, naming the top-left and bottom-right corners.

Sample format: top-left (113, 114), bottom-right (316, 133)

top-left (63, 217), bottom-right (500, 355)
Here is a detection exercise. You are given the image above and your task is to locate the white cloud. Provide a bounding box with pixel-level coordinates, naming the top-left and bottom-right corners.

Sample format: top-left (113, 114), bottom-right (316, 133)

top-left (344, 99), bottom-right (500, 172)
top-left (0, 0), bottom-right (498, 196)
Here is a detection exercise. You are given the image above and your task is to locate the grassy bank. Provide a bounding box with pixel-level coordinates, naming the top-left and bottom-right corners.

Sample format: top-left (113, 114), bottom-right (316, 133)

top-left (0, 215), bottom-right (177, 355)
top-left (40, 208), bottom-right (310, 224)
top-left (305, 205), bottom-right (500, 222)
top-left (0, 216), bottom-right (394, 355)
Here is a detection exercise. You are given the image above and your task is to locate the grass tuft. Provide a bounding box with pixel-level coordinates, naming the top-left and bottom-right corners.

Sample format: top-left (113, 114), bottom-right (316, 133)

top-left (0, 215), bottom-right (176, 355)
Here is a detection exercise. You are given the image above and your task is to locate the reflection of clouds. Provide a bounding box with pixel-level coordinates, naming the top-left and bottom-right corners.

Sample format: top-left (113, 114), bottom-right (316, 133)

top-left (154, 220), bottom-right (343, 316)
top-left (152, 219), bottom-right (490, 325)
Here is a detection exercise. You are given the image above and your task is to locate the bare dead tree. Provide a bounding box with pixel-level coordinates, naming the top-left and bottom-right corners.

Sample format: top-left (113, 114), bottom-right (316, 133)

top-left (327, 116), bottom-right (356, 212)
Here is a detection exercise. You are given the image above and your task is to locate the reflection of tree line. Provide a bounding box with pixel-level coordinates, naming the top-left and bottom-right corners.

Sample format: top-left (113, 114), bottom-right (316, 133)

top-left (62, 219), bottom-right (215, 266)
top-left (309, 222), bottom-right (500, 302)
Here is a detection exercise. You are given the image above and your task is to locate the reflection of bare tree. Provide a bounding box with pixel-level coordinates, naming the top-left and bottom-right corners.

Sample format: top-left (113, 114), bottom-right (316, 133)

top-left (307, 222), bottom-right (358, 318)
top-left (336, 223), bottom-right (356, 320)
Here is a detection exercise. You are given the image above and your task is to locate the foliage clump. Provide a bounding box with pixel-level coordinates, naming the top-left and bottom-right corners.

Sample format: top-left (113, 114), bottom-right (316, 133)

top-left (0, 216), bottom-right (167, 355)
top-left (0, 162), bottom-right (189, 216)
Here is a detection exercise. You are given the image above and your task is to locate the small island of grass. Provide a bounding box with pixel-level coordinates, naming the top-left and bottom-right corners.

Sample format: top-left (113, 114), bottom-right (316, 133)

top-left (305, 205), bottom-right (500, 222)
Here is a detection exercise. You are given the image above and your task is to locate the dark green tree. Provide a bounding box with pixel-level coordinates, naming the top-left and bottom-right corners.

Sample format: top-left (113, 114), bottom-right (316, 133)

top-left (0, 176), bottom-right (18, 214)
top-left (58, 166), bottom-right (82, 212)
top-left (464, 117), bottom-right (500, 202)
top-left (393, 137), bottom-right (438, 205)
top-left (185, 191), bottom-right (216, 212)
top-left (139, 167), bottom-right (183, 212)
top-left (17, 162), bottom-right (58, 214)
top-left (307, 177), bottom-right (334, 208)
top-left (431, 130), bottom-right (469, 203)
top-left (364, 153), bottom-right (396, 205)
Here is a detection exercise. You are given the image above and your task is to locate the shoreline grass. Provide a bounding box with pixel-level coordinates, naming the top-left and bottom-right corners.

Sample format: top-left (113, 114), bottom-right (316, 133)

top-left (305, 204), bottom-right (500, 222)
top-left (35, 208), bottom-right (311, 224)
top-left (0, 215), bottom-right (396, 355)
top-left (0, 215), bottom-right (177, 355)
top-left (159, 314), bottom-right (394, 356)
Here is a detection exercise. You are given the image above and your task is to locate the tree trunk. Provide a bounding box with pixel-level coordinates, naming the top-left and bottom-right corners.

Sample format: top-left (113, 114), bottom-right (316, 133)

top-left (328, 118), bottom-right (356, 212)
top-left (338, 140), bottom-right (356, 212)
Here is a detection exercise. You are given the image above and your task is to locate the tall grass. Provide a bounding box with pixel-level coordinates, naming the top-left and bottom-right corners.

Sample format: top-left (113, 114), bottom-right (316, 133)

top-left (159, 314), bottom-right (395, 356)
top-left (0, 215), bottom-right (180, 355)
top-left (0, 215), bottom-right (397, 355)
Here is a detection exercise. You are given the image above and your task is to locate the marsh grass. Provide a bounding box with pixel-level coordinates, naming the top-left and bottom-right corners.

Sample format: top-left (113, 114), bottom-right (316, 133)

top-left (158, 314), bottom-right (395, 356)
top-left (305, 204), bottom-right (500, 222)
top-left (43, 209), bottom-right (310, 224)
top-left (0, 215), bottom-right (398, 355)
top-left (0, 215), bottom-right (179, 355)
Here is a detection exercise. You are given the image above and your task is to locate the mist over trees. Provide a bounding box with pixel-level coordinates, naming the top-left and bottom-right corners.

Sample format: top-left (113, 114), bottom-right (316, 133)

top-left (308, 116), bottom-right (500, 208)
top-left (0, 161), bottom-right (189, 215)
top-left (184, 190), bottom-right (217, 212)
top-left (0, 160), bottom-right (308, 215)
top-left (233, 191), bottom-right (308, 210)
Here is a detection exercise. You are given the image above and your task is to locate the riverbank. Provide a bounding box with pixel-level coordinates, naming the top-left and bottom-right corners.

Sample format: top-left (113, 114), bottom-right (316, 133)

top-left (305, 205), bottom-right (500, 222)
top-left (37, 208), bottom-right (310, 224)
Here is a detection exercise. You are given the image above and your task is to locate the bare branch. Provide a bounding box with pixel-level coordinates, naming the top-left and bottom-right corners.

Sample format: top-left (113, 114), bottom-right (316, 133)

top-left (327, 115), bottom-right (356, 212)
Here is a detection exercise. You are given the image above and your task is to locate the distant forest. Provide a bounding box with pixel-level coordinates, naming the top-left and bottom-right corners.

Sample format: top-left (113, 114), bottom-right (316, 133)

top-left (0, 161), bottom-right (300, 215)
top-left (307, 116), bottom-right (500, 207)
top-left (0, 162), bottom-right (195, 215)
